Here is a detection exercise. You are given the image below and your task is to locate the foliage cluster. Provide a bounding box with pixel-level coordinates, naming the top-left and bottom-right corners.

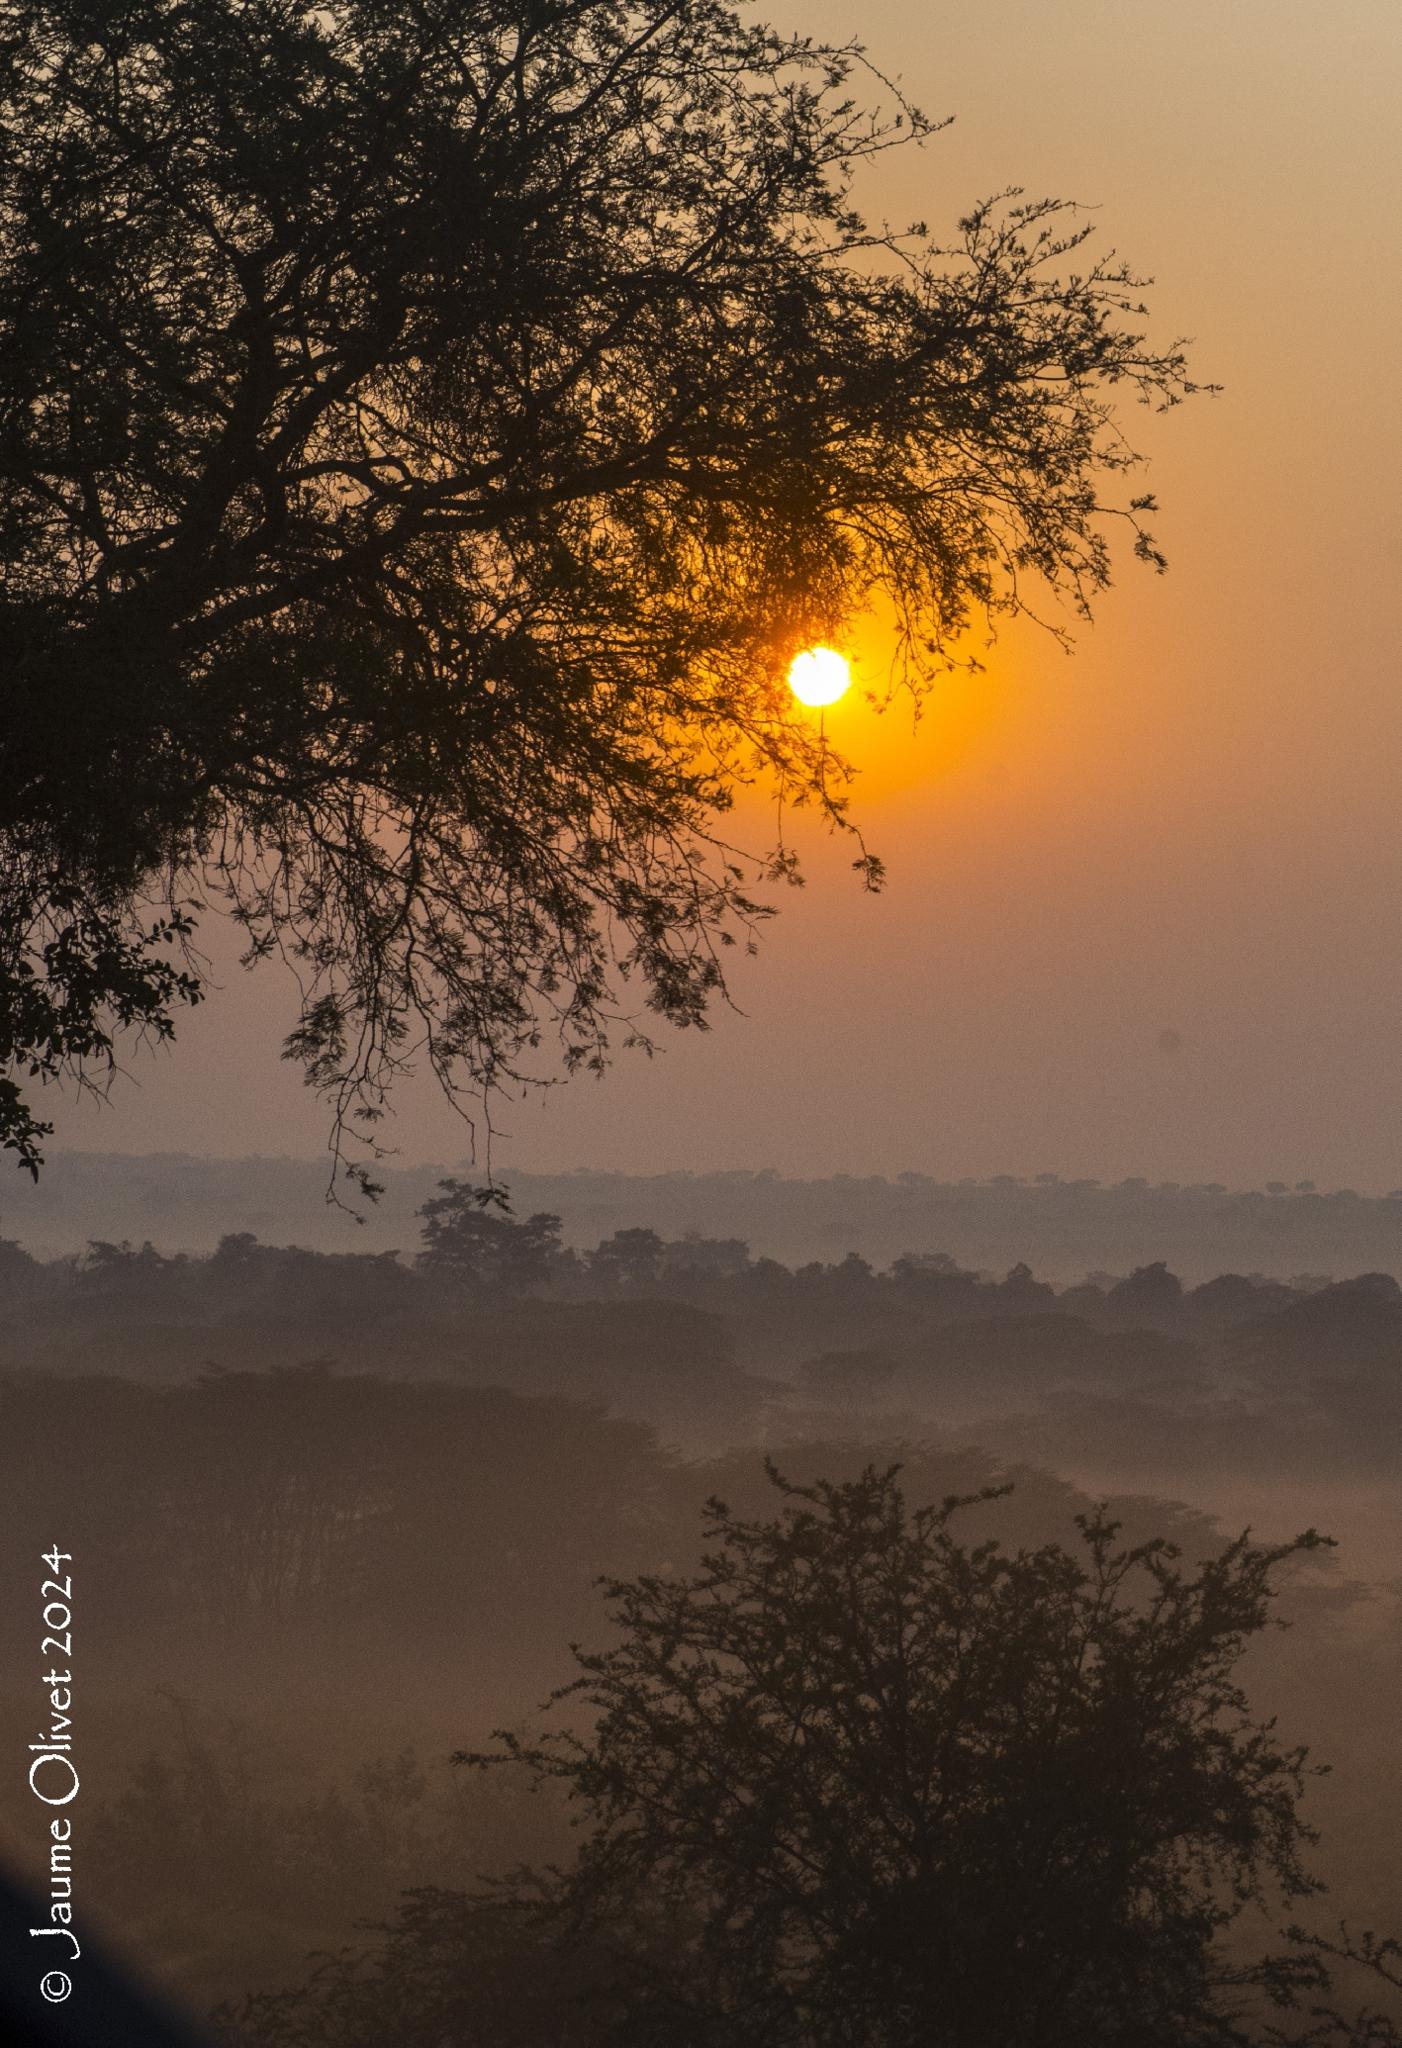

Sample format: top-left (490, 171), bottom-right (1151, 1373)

top-left (1, 0), bottom-right (1196, 1179)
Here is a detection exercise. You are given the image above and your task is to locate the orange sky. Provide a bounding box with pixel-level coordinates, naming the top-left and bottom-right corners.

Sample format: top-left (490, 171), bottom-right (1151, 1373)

top-left (29, 0), bottom-right (1402, 1197)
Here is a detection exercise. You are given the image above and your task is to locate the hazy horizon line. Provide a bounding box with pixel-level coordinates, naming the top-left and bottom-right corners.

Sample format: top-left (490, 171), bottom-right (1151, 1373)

top-left (33, 1148), bottom-right (1402, 1202)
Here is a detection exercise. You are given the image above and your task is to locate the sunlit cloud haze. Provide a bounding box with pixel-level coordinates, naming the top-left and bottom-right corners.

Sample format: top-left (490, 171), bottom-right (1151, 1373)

top-left (35, 0), bottom-right (1402, 1193)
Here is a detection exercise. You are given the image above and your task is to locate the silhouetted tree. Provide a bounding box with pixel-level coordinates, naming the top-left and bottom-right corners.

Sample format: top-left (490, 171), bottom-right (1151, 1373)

top-left (0, 0), bottom-right (1197, 1178)
top-left (416, 1179), bottom-right (566, 1295)
top-left (1232, 1275), bottom-right (1402, 1385)
top-left (0, 1233), bottom-right (42, 1301)
top-left (75, 1234), bottom-right (182, 1310)
top-left (659, 1232), bottom-right (753, 1285)
top-left (232, 1466), bottom-right (1402, 2046)
top-left (458, 1468), bottom-right (1346, 2047)
top-left (1106, 1259), bottom-right (1185, 1327)
top-left (995, 1258), bottom-right (1058, 1314)
top-left (887, 1250), bottom-right (985, 1316)
top-left (1190, 1272), bottom-right (1294, 1332)
top-left (586, 1227), bottom-right (667, 1296)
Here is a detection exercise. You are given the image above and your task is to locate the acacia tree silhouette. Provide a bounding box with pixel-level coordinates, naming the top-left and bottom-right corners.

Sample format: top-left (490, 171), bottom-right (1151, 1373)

top-left (457, 1468), bottom-right (1341, 2046)
top-left (230, 1468), bottom-right (1402, 2046)
top-left (0, 0), bottom-right (1198, 1184)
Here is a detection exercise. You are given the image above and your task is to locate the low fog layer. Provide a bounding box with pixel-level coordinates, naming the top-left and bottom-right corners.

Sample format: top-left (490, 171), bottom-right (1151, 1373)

top-left (3, 1179), bottom-right (1402, 2036)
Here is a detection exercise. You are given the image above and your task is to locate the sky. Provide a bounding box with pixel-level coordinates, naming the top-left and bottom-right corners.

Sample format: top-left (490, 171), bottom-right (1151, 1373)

top-left (33, 0), bottom-right (1402, 1197)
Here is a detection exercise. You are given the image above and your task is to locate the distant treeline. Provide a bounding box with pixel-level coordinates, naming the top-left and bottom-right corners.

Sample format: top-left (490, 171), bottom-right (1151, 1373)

top-left (11, 1153), bottom-right (1402, 1278)
top-left (4, 1196), bottom-right (1402, 1481)
top-left (6, 1198), bottom-right (1402, 1349)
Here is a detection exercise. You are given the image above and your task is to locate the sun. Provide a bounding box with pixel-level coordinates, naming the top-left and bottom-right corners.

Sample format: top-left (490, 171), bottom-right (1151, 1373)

top-left (787, 645), bottom-right (851, 709)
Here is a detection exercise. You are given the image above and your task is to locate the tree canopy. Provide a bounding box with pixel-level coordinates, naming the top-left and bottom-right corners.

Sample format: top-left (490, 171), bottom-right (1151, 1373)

top-left (231, 1466), bottom-right (1402, 2047)
top-left (464, 1468), bottom-right (1337, 2046)
top-left (0, 0), bottom-right (1197, 1181)
top-left (416, 1174), bottom-right (567, 1292)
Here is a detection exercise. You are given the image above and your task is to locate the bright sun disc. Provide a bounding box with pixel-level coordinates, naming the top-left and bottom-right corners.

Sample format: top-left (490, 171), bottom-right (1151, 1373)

top-left (787, 646), bottom-right (851, 708)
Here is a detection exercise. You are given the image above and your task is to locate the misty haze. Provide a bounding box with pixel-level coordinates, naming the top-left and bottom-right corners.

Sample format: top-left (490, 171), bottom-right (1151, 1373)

top-left (4, 1156), bottom-right (1402, 2040)
top-left (3, 0), bottom-right (1401, 2044)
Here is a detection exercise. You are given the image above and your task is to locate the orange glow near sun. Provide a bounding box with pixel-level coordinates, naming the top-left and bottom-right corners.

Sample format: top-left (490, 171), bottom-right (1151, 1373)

top-left (787, 645), bottom-right (851, 709)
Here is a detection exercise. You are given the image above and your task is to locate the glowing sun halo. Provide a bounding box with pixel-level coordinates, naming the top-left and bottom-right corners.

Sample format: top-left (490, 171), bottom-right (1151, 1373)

top-left (787, 645), bottom-right (851, 709)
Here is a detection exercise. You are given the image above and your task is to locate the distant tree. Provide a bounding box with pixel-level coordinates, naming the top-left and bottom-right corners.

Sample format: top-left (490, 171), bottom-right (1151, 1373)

top-left (1190, 1271), bottom-right (1293, 1331)
top-left (1106, 1259), bottom-right (1184, 1325)
top-left (1056, 1277), bottom-right (1111, 1319)
top-left (824, 1248), bottom-right (877, 1294)
top-left (0, 0), bottom-right (1198, 1182)
top-left (416, 1179), bottom-right (566, 1295)
top-left (888, 1250), bottom-right (978, 1288)
top-left (994, 1258), bottom-right (1057, 1313)
top-left (1231, 1275), bottom-right (1402, 1385)
top-left (75, 1235), bottom-right (180, 1304)
top-left (658, 1233), bottom-right (753, 1284)
top-left (210, 1231), bottom-right (264, 1270)
top-left (0, 1233), bottom-right (42, 1301)
top-left (79, 1235), bottom-right (167, 1274)
top-left (586, 1227), bottom-right (667, 1296)
top-left (886, 1250), bottom-right (984, 1316)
